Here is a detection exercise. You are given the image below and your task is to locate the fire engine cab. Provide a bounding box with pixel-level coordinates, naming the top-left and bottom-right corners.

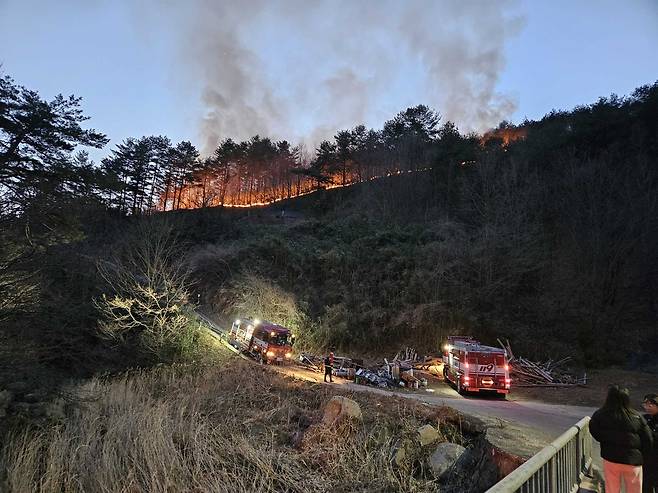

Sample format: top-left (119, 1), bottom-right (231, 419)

top-left (442, 336), bottom-right (511, 396)
top-left (228, 318), bottom-right (295, 364)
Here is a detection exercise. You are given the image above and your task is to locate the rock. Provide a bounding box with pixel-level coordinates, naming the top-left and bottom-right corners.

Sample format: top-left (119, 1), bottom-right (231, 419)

top-left (429, 442), bottom-right (466, 479)
top-left (417, 424), bottom-right (441, 447)
top-left (448, 436), bottom-right (501, 491)
top-left (0, 390), bottom-right (13, 418)
top-left (391, 438), bottom-right (413, 468)
top-left (321, 396), bottom-right (362, 426)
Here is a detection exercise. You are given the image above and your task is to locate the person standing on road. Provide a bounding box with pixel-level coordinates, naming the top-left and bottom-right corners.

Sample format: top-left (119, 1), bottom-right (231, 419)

top-left (590, 385), bottom-right (653, 493)
top-left (323, 353), bottom-right (334, 383)
top-left (642, 393), bottom-right (658, 493)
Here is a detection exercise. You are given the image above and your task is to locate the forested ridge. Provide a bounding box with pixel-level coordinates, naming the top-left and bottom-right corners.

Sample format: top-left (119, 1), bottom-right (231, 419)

top-left (1, 73), bottom-right (657, 396)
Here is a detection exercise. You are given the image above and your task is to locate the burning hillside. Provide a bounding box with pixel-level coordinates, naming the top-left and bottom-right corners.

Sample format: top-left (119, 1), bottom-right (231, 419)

top-left (481, 125), bottom-right (527, 147)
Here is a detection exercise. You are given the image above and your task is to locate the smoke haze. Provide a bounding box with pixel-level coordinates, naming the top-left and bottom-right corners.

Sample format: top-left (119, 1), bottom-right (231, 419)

top-left (162, 0), bottom-right (525, 153)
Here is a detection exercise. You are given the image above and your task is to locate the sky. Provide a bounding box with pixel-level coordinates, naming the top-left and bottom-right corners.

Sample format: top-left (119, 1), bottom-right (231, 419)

top-left (1, 0), bottom-right (657, 161)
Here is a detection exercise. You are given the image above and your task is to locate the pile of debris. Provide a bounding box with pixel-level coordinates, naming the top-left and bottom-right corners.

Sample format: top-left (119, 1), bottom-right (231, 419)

top-left (298, 353), bottom-right (323, 372)
top-left (354, 368), bottom-right (390, 388)
top-left (297, 347), bottom-right (435, 390)
top-left (297, 352), bottom-right (362, 379)
top-left (498, 339), bottom-right (586, 387)
top-left (382, 347), bottom-right (430, 390)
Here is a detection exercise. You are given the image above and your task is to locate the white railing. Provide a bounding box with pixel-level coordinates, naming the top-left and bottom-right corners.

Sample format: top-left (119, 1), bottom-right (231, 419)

top-left (486, 416), bottom-right (592, 493)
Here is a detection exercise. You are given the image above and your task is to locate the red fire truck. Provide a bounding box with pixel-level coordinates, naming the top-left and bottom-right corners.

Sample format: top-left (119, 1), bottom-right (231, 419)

top-left (442, 336), bottom-right (511, 396)
top-left (228, 318), bottom-right (295, 364)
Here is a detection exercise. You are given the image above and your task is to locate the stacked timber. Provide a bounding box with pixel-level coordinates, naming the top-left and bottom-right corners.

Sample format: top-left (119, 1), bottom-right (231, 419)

top-left (497, 339), bottom-right (587, 387)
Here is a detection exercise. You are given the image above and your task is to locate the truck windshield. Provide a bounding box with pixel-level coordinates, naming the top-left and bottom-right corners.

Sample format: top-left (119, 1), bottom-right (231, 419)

top-left (269, 332), bottom-right (291, 346)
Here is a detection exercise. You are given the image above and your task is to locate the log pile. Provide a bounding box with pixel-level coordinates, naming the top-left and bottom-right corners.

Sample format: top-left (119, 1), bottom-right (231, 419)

top-left (297, 352), bottom-right (361, 376)
top-left (498, 339), bottom-right (587, 387)
top-left (392, 347), bottom-right (419, 364)
top-left (389, 347), bottom-right (439, 371)
top-left (298, 352), bottom-right (323, 372)
top-left (380, 347), bottom-right (432, 389)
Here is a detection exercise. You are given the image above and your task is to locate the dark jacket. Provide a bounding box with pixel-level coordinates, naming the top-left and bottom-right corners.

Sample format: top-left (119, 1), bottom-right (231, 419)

top-left (590, 408), bottom-right (653, 465)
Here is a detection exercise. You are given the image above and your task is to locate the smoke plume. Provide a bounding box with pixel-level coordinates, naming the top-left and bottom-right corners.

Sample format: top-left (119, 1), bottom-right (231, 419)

top-left (166, 0), bottom-right (524, 153)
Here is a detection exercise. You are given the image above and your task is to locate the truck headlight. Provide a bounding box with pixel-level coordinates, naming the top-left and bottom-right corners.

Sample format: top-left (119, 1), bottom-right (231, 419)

top-left (266, 351), bottom-right (275, 358)
top-left (285, 352), bottom-right (292, 359)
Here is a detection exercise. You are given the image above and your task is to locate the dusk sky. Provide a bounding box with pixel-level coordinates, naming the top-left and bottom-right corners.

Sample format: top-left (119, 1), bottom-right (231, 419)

top-left (2, 0), bottom-right (657, 159)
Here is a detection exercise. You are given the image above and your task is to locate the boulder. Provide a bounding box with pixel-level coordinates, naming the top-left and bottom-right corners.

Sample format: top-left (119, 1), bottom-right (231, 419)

top-left (321, 396), bottom-right (362, 426)
top-left (417, 424), bottom-right (440, 447)
top-left (429, 442), bottom-right (466, 479)
top-left (445, 436), bottom-right (501, 491)
top-left (391, 438), bottom-right (412, 468)
top-left (391, 426), bottom-right (443, 470)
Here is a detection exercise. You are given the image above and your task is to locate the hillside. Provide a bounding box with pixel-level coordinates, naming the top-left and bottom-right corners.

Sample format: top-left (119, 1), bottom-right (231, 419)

top-left (2, 82), bottom-right (657, 403)
top-left (0, 78), bottom-right (658, 491)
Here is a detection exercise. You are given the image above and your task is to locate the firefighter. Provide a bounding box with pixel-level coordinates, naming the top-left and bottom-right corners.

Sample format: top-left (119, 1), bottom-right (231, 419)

top-left (642, 394), bottom-right (658, 493)
top-left (323, 353), bottom-right (333, 383)
top-left (590, 385), bottom-right (653, 493)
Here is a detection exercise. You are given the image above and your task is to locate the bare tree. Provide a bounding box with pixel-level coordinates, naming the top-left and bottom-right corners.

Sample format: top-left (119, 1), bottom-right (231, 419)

top-left (96, 220), bottom-right (196, 359)
top-left (214, 273), bottom-right (306, 339)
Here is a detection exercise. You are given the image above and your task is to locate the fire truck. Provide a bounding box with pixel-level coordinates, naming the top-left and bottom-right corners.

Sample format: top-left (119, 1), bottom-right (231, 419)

top-left (228, 318), bottom-right (295, 364)
top-left (442, 336), bottom-right (511, 396)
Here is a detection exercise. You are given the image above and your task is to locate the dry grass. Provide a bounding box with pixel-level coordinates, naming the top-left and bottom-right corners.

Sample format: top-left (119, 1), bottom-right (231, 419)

top-left (1, 360), bottom-right (466, 493)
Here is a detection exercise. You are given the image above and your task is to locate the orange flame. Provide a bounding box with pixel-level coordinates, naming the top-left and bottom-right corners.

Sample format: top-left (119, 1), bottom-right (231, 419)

top-left (481, 127), bottom-right (527, 147)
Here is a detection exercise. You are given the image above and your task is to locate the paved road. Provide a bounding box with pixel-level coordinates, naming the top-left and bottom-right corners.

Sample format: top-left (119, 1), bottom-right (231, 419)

top-left (279, 362), bottom-right (596, 453)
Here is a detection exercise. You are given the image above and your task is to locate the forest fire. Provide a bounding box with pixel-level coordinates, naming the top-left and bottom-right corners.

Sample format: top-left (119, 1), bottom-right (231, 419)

top-left (481, 126), bottom-right (527, 147)
top-left (158, 167), bottom-right (411, 210)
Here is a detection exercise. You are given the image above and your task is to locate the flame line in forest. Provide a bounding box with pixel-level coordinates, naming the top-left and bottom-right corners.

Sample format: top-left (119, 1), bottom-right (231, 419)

top-left (159, 168), bottom-right (431, 212)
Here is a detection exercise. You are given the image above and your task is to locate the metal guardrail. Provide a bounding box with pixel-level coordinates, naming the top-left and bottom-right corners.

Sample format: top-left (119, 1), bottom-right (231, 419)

top-left (193, 309), bottom-right (223, 334)
top-left (486, 416), bottom-right (592, 493)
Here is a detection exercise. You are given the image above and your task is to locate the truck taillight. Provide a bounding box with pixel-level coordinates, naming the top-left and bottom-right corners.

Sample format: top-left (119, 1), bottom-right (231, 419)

top-left (463, 375), bottom-right (470, 382)
top-left (504, 364), bottom-right (509, 371)
top-left (464, 362), bottom-right (469, 369)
